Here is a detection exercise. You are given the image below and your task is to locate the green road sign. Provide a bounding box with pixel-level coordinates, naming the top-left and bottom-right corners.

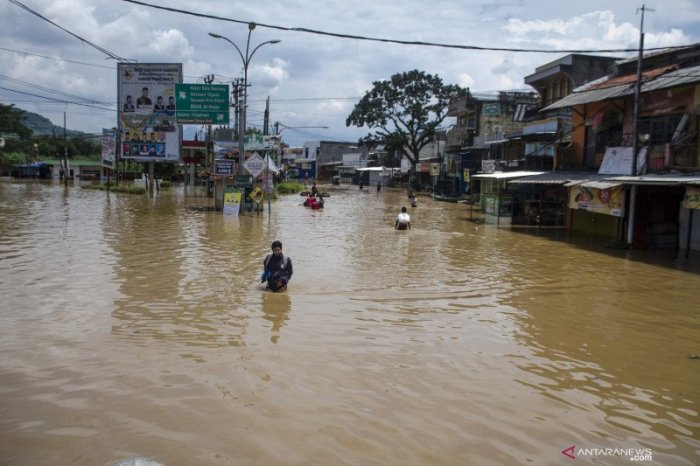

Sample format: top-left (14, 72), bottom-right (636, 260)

top-left (174, 83), bottom-right (230, 124)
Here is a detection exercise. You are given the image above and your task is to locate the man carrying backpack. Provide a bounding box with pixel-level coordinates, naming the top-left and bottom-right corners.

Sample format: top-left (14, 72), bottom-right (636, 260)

top-left (261, 240), bottom-right (293, 292)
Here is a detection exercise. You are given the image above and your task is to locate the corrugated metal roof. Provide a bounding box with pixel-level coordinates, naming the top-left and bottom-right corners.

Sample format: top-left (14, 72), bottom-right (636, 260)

top-left (542, 64), bottom-right (700, 110)
top-left (605, 174), bottom-right (700, 185)
top-left (508, 171), bottom-right (601, 185)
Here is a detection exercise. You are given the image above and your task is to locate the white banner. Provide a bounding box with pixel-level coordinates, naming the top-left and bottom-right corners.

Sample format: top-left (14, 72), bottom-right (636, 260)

top-left (598, 146), bottom-right (647, 175)
top-left (101, 129), bottom-right (116, 168)
top-left (243, 152), bottom-right (265, 177)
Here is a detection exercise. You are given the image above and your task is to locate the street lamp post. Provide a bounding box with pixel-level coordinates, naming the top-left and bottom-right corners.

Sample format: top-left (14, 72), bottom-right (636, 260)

top-left (209, 24), bottom-right (280, 175)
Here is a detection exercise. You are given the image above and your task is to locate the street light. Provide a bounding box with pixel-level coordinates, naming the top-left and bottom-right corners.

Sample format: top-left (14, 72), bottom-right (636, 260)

top-left (209, 24), bottom-right (280, 173)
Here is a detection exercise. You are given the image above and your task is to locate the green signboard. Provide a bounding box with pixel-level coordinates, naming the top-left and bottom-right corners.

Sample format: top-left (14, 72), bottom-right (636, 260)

top-left (174, 83), bottom-right (229, 124)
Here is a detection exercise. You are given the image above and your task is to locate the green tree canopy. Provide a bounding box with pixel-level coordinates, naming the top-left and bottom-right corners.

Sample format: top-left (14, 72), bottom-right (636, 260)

top-left (0, 104), bottom-right (33, 139)
top-left (346, 70), bottom-right (465, 173)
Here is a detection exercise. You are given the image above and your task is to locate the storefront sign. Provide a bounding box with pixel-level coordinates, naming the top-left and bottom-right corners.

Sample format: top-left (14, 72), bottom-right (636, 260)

top-left (569, 184), bottom-right (625, 217)
top-left (599, 146), bottom-right (647, 175)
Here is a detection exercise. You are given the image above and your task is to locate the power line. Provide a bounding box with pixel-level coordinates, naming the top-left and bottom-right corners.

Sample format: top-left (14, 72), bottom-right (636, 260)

top-left (120, 0), bottom-right (693, 54)
top-left (8, 0), bottom-right (131, 62)
top-left (0, 74), bottom-right (111, 105)
top-left (0, 46), bottom-right (205, 80)
top-left (0, 47), bottom-right (115, 69)
top-left (0, 86), bottom-right (116, 112)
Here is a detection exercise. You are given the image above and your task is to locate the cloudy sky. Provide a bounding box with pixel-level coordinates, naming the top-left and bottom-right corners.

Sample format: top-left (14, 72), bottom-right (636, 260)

top-left (1, 0), bottom-right (699, 147)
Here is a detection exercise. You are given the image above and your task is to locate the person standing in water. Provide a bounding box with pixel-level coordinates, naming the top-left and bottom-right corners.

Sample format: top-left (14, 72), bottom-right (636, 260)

top-left (395, 206), bottom-right (411, 230)
top-left (261, 241), bottom-right (293, 292)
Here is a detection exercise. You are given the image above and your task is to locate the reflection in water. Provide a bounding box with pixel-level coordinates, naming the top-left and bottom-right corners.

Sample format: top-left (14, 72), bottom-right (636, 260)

top-left (0, 180), bottom-right (698, 465)
top-left (261, 290), bottom-right (291, 343)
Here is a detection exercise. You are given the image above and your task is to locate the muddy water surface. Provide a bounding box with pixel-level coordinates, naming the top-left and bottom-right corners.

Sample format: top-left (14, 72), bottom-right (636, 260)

top-left (0, 180), bottom-right (698, 465)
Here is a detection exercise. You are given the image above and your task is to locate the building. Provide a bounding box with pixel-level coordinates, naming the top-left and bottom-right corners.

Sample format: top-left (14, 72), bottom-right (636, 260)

top-left (297, 141), bottom-right (365, 181)
top-left (524, 43), bottom-right (700, 250)
top-left (445, 91), bottom-right (540, 196)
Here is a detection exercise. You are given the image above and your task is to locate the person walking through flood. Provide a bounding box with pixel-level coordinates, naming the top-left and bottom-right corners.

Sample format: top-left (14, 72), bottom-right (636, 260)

top-left (395, 206), bottom-right (411, 230)
top-left (261, 241), bottom-right (293, 292)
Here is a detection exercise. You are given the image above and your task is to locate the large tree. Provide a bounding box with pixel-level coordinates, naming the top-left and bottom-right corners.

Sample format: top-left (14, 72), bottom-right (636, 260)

top-left (346, 70), bottom-right (465, 175)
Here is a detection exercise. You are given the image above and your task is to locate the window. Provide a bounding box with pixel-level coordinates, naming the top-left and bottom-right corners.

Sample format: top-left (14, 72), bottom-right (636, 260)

top-left (638, 114), bottom-right (684, 145)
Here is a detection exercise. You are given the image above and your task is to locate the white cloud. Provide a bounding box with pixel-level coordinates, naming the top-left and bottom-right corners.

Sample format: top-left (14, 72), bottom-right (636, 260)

top-left (1, 1), bottom-right (698, 146)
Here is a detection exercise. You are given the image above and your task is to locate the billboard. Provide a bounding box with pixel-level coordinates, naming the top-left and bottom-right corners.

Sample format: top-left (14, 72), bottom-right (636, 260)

top-left (117, 63), bottom-right (182, 162)
top-left (101, 129), bottom-right (116, 168)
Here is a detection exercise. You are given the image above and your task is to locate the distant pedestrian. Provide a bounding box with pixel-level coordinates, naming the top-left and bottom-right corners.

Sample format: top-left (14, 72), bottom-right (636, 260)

top-left (377, 181), bottom-right (382, 192)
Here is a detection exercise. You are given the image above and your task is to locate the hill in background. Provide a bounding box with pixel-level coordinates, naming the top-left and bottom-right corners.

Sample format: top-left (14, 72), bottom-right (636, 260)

top-left (16, 107), bottom-right (96, 139)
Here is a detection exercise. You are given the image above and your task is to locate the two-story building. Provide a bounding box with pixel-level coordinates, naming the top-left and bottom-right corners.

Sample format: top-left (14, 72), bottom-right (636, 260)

top-left (525, 43), bottom-right (700, 250)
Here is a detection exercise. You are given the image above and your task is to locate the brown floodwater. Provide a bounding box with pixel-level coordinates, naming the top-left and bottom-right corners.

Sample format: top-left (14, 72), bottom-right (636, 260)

top-left (0, 179), bottom-right (698, 466)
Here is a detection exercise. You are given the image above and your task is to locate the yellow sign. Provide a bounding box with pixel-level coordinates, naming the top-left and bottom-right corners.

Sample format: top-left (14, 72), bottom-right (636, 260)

top-left (223, 188), bottom-right (242, 215)
top-left (249, 186), bottom-right (265, 204)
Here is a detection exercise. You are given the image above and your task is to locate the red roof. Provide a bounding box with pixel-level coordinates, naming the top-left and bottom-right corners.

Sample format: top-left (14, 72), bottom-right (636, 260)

top-left (586, 65), bottom-right (678, 90)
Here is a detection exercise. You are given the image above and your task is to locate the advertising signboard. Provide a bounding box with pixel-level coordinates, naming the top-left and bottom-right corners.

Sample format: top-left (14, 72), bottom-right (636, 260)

top-left (243, 152), bottom-right (265, 177)
top-left (117, 63), bottom-right (182, 162)
top-left (214, 159), bottom-right (234, 176)
top-left (174, 84), bottom-right (229, 124)
top-left (598, 146), bottom-right (647, 175)
top-left (101, 129), bottom-right (116, 168)
top-left (223, 188), bottom-right (242, 216)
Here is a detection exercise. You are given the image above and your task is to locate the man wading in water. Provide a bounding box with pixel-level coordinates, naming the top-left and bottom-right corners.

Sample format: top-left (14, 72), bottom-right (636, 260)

top-left (261, 241), bottom-right (293, 292)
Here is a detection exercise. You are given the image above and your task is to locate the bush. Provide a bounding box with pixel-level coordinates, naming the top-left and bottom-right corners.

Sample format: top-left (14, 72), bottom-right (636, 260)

top-left (275, 181), bottom-right (305, 195)
top-left (159, 180), bottom-right (171, 188)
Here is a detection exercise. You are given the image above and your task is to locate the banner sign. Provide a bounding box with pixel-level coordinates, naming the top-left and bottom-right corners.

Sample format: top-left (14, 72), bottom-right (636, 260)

top-left (223, 188), bottom-right (242, 215)
top-left (117, 63), bottom-right (182, 162)
top-left (174, 84), bottom-right (229, 124)
top-left (214, 159), bottom-right (234, 176)
top-left (598, 146), bottom-right (647, 175)
top-left (243, 152), bottom-right (265, 177)
top-left (569, 184), bottom-right (625, 217)
top-left (101, 129), bottom-right (116, 168)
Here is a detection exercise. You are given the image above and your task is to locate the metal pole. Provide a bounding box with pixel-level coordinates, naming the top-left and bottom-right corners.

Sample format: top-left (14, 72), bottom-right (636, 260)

top-left (63, 112), bottom-right (69, 186)
top-left (627, 4), bottom-right (653, 245)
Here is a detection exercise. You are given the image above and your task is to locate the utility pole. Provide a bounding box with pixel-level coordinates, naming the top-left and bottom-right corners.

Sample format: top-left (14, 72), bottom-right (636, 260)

top-left (204, 74), bottom-right (215, 197)
top-left (627, 4), bottom-right (654, 245)
top-left (63, 112), bottom-right (69, 187)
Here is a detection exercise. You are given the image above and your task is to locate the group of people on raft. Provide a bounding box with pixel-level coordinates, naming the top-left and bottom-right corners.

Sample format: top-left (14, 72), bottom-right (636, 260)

top-left (303, 183), bottom-right (325, 209)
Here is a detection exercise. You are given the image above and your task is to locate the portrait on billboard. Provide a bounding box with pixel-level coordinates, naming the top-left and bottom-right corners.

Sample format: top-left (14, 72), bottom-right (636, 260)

top-left (118, 63), bottom-right (182, 162)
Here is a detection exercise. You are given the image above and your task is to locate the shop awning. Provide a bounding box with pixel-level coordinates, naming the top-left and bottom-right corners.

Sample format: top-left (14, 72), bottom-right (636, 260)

top-left (580, 180), bottom-right (623, 189)
top-left (604, 175), bottom-right (700, 186)
top-left (508, 171), bottom-right (600, 185)
top-left (473, 171), bottom-right (544, 180)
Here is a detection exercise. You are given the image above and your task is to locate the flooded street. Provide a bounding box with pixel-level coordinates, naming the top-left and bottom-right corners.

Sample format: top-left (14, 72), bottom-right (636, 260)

top-left (0, 180), bottom-right (698, 466)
